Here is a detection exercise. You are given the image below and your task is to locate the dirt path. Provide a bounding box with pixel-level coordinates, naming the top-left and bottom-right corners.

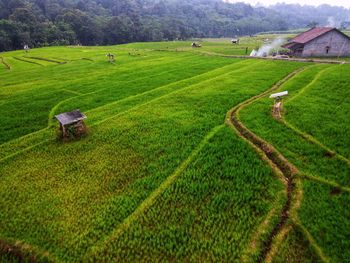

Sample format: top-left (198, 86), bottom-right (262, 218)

top-left (0, 57), bottom-right (11, 70)
top-left (187, 50), bottom-right (350, 65)
top-left (0, 240), bottom-right (36, 263)
top-left (0, 238), bottom-right (55, 263)
top-left (225, 68), bottom-right (304, 262)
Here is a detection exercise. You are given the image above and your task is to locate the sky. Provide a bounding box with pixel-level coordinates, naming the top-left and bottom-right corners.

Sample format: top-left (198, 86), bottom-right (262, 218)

top-left (228, 0), bottom-right (350, 8)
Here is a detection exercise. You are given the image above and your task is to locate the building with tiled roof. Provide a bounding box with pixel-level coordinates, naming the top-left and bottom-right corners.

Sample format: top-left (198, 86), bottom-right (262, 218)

top-left (282, 27), bottom-right (350, 57)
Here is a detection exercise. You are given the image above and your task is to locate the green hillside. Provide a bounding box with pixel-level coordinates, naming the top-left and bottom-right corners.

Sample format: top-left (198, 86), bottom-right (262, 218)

top-left (0, 39), bottom-right (349, 262)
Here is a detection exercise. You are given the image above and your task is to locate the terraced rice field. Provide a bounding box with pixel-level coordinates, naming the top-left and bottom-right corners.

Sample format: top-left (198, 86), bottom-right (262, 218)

top-left (0, 40), bottom-right (349, 262)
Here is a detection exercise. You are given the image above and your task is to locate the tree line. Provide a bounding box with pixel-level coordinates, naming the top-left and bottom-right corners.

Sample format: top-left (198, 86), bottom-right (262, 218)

top-left (0, 0), bottom-right (349, 51)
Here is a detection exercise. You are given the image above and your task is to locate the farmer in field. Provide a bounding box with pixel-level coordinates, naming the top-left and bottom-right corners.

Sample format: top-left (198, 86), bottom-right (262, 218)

top-left (106, 53), bottom-right (115, 63)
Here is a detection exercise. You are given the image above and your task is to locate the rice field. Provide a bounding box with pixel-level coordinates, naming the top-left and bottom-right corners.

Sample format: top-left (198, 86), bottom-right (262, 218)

top-left (0, 38), bottom-right (349, 262)
top-left (239, 63), bottom-right (350, 262)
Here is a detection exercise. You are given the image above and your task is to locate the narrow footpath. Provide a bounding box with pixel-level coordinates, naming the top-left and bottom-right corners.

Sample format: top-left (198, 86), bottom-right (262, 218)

top-left (226, 68), bottom-right (304, 262)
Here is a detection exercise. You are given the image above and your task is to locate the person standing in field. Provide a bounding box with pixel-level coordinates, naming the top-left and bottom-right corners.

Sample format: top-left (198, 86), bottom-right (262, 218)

top-left (106, 53), bottom-right (115, 63)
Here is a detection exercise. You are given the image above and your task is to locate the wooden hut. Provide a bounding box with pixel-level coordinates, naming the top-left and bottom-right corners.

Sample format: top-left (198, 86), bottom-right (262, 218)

top-left (191, 42), bottom-right (202, 48)
top-left (231, 38), bottom-right (240, 44)
top-left (55, 109), bottom-right (87, 139)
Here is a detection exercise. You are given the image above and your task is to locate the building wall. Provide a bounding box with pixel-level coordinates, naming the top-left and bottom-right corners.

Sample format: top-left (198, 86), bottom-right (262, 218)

top-left (302, 30), bottom-right (350, 57)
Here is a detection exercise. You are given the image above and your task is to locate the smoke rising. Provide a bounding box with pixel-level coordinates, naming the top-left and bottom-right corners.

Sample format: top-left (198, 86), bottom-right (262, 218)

top-left (251, 37), bottom-right (285, 57)
top-left (327, 16), bottom-right (341, 28)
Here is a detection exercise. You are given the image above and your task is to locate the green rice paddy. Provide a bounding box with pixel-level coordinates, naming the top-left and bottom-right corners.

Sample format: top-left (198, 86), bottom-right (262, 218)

top-left (0, 38), bottom-right (349, 262)
top-left (239, 63), bottom-right (350, 262)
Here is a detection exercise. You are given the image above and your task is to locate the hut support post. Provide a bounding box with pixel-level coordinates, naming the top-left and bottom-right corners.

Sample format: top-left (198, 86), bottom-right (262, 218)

top-left (60, 124), bottom-right (67, 138)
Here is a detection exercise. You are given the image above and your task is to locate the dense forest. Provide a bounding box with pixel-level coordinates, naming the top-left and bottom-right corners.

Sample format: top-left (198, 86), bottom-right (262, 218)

top-left (0, 0), bottom-right (349, 51)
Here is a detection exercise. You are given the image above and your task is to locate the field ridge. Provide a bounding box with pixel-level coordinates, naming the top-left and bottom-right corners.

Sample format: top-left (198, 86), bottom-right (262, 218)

top-left (226, 68), bottom-right (304, 262)
top-left (85, 125), bottom-right (225, 260)
top-left (0, 57), bottom-right (11, 70)
top-left (0, 59), bottom-right (248, 161)
top-left (281, 65), bottom-right (350, 166)
top-left (236, 62), bottom-right (350, 262)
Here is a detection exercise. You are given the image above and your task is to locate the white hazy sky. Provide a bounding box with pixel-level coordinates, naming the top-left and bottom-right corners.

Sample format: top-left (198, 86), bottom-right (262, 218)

top-left (228, 0), bottom-right (350, 8)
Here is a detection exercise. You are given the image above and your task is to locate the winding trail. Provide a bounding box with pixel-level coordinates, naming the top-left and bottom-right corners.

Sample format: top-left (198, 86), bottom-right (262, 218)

top-left (225, 68), bottom-right (304, 262)
top-left (175, 49), bottom-right (350, 65)
top-left (0, 57), bottom-right (11, 70)
top-left (226, 66), bottom-right (338, 262)
top-left (0, 238), bottom-right (57, 263)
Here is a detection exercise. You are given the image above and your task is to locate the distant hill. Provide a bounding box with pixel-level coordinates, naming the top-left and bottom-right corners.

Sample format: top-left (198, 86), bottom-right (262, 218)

top-left (269, 3), bottom-right (350, 29)
top-left (0, 0), bottom-right (349, 51)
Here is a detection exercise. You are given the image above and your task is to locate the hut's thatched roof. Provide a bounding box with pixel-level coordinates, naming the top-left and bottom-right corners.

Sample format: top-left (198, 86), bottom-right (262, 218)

top-left (55, 109), bottom-right (86, 126)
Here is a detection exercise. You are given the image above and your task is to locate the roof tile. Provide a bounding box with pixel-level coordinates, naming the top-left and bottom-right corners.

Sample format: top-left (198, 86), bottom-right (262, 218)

top-left (290, 27), bottom-right (334, 44)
